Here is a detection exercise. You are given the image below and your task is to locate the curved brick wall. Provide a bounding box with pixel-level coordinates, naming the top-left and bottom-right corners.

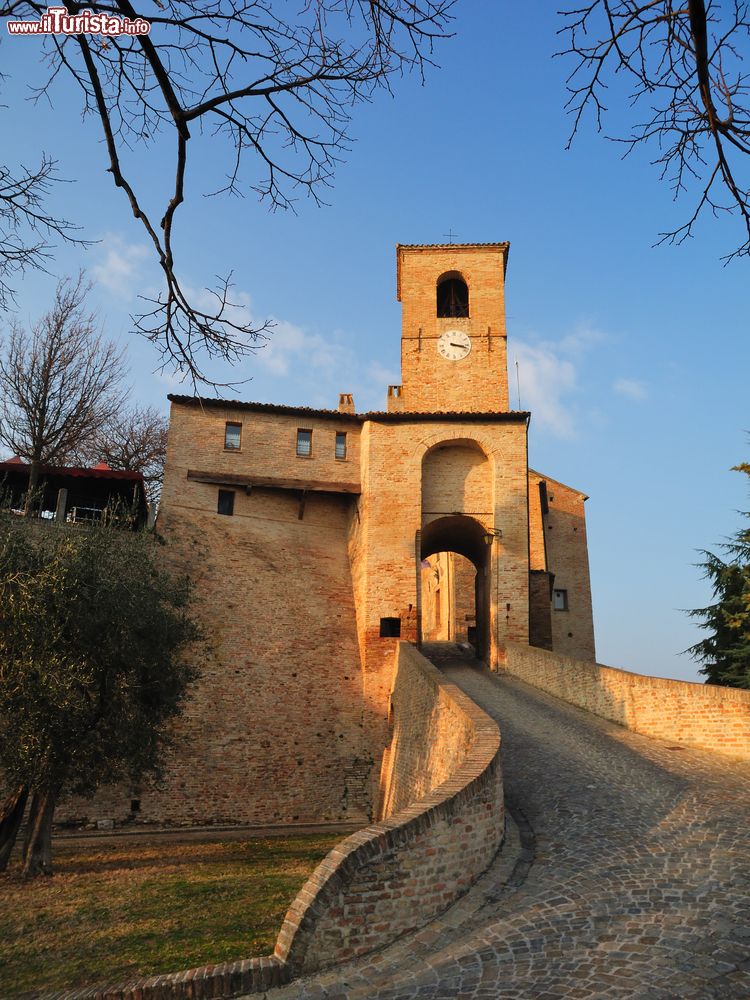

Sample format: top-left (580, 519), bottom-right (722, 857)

top-left (504, 642), bottom-right (750, 759)
top-left (44, 643), bottom-right (503, 999)
top-left (275, 641), bottom-right (504, 974)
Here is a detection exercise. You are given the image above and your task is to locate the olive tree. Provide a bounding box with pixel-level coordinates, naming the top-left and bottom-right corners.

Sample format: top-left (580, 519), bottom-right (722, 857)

top-left (0, 515), bottom-right (200, 876)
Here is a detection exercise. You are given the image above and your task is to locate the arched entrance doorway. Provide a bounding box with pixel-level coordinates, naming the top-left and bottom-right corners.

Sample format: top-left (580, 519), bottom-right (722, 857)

top-left (420, 514), bottom-right (491, 662)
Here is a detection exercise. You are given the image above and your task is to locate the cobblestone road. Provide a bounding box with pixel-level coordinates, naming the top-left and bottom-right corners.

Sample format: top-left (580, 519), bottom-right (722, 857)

top-left (265, 645), bottom-right (750, 1000)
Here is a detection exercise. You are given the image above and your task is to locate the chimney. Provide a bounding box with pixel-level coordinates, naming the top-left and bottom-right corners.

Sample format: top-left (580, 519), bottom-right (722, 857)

top-left (338, 393), bottom-right (355, 414)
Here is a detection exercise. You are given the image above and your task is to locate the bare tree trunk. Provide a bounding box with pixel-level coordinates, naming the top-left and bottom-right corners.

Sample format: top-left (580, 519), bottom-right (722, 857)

top-left (22, 788), bottom-right (56, 877)
top-left (0, 785), bottom-right (29, 871)
top-left (23, 458), bottom-right (41, 516)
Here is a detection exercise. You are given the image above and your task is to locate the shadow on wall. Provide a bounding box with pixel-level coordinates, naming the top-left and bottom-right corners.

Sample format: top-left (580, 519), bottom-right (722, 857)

top-left (504, 643), bottom-right (750, 760)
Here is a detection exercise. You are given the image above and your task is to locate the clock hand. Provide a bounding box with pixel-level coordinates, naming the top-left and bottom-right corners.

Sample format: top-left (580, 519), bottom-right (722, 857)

top-left (449, 342), bottom-right (465, 348)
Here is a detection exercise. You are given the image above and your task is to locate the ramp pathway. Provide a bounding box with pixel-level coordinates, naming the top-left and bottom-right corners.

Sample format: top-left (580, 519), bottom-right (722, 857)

top-left (265, 644), bottom-right (750, 1000)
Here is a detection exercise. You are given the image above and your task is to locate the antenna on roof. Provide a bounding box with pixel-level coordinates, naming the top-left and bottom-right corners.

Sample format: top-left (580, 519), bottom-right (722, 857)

top-left (515, 357), bottom-right (521, 410)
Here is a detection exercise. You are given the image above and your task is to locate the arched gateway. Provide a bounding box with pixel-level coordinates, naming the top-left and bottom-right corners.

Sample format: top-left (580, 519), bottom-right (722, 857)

top-left (419, 439), bottom-right (495, 662)
top-left (419, 514), bottom-right (491, 660)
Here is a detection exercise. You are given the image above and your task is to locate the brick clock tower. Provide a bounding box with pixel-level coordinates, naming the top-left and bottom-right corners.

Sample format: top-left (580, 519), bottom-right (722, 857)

top-left (389, 242), bottom-right (510, 413)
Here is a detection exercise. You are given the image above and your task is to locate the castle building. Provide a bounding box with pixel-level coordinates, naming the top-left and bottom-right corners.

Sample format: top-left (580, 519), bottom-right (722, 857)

top-left (69, 243), bottom-right (595, 828)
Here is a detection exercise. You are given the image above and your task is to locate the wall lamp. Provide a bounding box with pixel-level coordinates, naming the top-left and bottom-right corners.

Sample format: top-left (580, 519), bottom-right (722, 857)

top-left (483, 528), bottom-right (503, 545)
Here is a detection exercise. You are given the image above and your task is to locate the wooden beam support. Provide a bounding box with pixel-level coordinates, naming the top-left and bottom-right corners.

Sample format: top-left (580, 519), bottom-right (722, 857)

top-left (298, 489), bottom-right (308, 520)
top-left (187, 469), bottom-right (360, 496)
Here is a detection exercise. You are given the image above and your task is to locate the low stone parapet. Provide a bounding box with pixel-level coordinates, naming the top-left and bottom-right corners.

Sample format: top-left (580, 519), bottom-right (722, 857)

top-left (504, 642), bottom-right (750, 759)
top-left (274, 640), bottom-right (504, 974)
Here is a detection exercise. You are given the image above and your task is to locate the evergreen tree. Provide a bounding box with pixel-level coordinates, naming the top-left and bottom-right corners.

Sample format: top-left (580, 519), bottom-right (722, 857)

top-left (688, 462), bottom-right (750, 688)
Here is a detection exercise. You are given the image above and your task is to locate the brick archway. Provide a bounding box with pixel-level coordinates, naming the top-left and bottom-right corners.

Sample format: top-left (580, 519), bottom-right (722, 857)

top-left (420, 515), bottom-right (491, 662)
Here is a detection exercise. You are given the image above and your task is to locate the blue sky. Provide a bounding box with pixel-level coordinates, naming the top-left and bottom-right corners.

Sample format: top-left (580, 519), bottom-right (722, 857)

top-left (1, 3), bottom-right (748, 681)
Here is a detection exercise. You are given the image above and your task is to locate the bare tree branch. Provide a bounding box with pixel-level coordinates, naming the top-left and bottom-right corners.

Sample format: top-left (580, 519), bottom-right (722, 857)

top-left (558, 0), bottom-right (750, 260)
top-left (0, 154), bottom-right (90, 310)
top-left (1, 1), bottom-right (455, 385)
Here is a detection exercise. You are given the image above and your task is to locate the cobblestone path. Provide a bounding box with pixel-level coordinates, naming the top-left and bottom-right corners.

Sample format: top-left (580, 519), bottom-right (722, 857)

top-left (266, 645), bottom-right (750, 1000)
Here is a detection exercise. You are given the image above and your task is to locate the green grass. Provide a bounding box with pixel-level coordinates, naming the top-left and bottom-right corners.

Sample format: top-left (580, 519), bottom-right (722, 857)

top-left (0, 833), bottom-right (340, 998)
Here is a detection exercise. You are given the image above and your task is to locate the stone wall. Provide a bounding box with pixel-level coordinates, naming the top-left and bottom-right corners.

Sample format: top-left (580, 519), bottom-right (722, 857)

top-left (275, 641), bottom-right (504, 974)
top-left (504, 642), bottom-right (750, 759)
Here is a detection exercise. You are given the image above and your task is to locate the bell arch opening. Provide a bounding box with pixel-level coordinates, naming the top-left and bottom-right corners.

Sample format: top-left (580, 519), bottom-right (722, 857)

top-left (436, 272), bottom-right (469, 318)
top-left (420, 515), bottom-right (491, 662)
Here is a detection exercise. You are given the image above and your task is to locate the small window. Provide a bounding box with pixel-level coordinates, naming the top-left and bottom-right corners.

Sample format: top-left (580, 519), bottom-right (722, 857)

top-left (296, 429), bottom-right (312, 457)
top-left (335, 432), bottom-right (347, 460)
top-left (224, 422), bottom-right (242, 450)
top-left (380, 617), bottom-right (401, 638)
top-left (553, 588), bottom-right (568, 611)
top-left (217, 489), bottom-right (235, 516)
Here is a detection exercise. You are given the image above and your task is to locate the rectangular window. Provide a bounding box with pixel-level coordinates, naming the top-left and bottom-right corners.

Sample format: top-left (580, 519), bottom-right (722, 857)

top-left (296, 428), bottom-right (312, 457)
top-left (224, 422), bottom-right (242, 450)
top-left (335, 431), bottom-right (347, 460)
top-left (380, 617), bottom-right (401, 638)
top-left (217, 489), bottom-right (235, 516)
top-left (553, 588), bottom-right (568, 611)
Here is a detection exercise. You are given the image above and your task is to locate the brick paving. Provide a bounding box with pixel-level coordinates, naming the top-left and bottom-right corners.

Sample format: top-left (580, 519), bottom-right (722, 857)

top-left (263, 644), bottom-right (750, 1000)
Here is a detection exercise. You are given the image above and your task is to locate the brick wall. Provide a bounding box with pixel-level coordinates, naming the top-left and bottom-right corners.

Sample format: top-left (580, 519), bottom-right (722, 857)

top-left (504, 642), bottom-right (750, 759)
top-left (275, 641), bottom-right (504, 974)
top-left (452, 553), bottom-right (477, 643)
top-left (395, 243), bottom-right (509, 413)
top-left (528, 570), bottom-right (553, 650)
top-left (378, 639), bottom-right (477, 816)
top-left (528, 471), bottom-right (596, 661)
top-left (422, 441), bottom-right (492, 515)
top-left (57, 400), bottom-right (375, 827)
top-left (351, 418), bottom-right (530, 802)
top-left (420, 553), bottom-right (452, 642)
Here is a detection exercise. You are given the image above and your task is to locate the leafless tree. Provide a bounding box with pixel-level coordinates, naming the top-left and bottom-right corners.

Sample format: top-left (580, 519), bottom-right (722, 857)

top-left (559, 1), bottom-right (750, 260)
top-left (0, 154), bottom-right (88, 310)
top-left (75, 404), bottom-right (169, 506)
top-left (0, 273), bottom-right (127, 506)
top-left (0, 1), bottom-right (455, 386)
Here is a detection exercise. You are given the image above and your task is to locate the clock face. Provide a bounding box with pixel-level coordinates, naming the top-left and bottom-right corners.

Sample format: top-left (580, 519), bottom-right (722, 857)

top-left (437, 330), bottom-right (471, 361)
